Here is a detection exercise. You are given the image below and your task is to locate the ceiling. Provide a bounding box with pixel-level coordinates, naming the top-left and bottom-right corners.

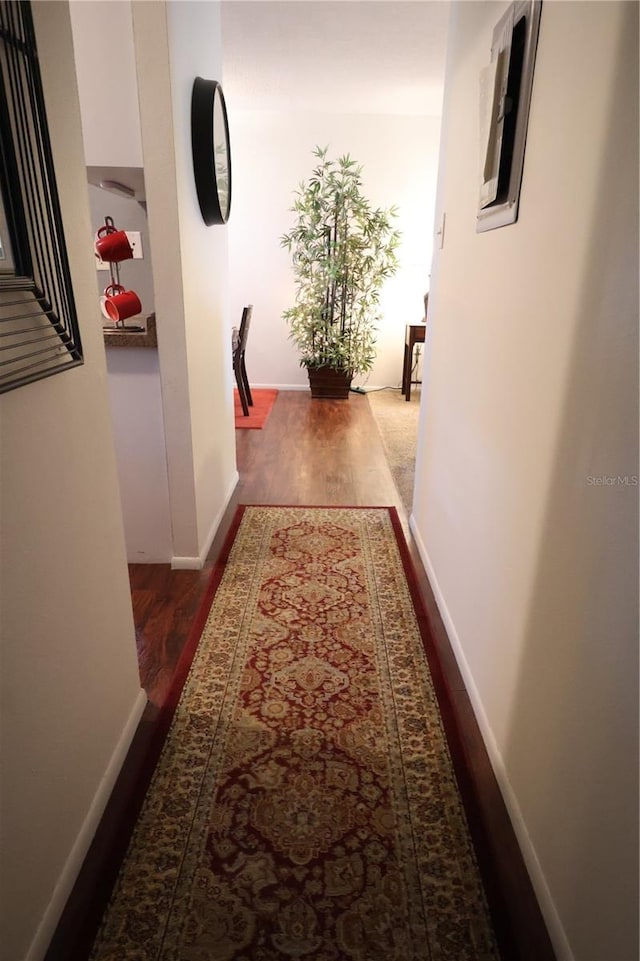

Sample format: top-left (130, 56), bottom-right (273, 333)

top-left (221, 1), bottom-right (451, 115)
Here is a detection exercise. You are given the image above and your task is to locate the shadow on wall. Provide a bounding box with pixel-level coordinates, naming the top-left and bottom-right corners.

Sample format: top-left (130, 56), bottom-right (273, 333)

top-left (502, 9), bottom-right (639, 961)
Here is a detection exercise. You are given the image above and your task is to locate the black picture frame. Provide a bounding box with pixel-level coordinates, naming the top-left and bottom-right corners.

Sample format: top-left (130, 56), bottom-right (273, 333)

top-left (191, 77), bottom-right (232, 226)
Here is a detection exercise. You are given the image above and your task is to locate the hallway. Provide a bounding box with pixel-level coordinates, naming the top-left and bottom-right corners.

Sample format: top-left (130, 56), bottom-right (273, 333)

top-left (133, 392), bottom-right (404, 709)
top-left (47, 391), bottom-right (554, 961)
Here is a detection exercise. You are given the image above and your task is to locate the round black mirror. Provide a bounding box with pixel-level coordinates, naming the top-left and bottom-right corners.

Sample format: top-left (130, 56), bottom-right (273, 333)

top-left (191, 77), bottom-right (231, 225)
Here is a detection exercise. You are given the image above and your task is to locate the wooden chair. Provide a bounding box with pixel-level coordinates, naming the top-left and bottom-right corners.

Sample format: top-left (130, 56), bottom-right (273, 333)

top-left (233, 305), bottom-right (253, 416)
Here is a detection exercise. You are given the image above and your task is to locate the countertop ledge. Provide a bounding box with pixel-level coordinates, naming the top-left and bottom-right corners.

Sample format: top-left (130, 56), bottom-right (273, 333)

top-left (104, 313), bottom-right (157, 348)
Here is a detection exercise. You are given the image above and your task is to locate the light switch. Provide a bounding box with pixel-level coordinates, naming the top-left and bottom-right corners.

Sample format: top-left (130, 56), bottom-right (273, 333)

top-left (125, 231), bottom-right (143, 259)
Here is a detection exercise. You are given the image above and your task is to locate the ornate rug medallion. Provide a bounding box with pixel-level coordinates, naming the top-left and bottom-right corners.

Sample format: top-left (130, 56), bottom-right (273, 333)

top-left (90, 507), bottom-right (499, 960)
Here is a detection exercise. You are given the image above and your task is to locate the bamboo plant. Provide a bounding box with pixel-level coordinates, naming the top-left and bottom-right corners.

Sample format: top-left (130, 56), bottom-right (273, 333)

top-left (281, 146), bottom-right (401, 377)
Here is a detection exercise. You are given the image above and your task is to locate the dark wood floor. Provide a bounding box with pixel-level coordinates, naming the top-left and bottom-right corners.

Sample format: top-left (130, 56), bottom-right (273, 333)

top-left (46, 391), bottom-right (556, 961)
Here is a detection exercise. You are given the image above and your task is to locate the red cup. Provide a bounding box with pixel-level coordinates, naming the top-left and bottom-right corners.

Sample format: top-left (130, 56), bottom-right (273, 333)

top-left (95, 225), bottom-right (133, 263)
top-left (103, 284), bottom-right (142, 324)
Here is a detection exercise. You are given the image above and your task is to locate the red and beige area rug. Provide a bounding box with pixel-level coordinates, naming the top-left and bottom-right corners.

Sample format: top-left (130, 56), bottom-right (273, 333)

top-left (90, 506), bottom-right (499, 961)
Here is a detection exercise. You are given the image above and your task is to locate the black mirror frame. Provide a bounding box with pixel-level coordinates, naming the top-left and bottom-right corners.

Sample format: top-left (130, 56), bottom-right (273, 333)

top-left (191, 77), bottom-right (232, 226)
top-left (0, 0), bottom-right (83, 394)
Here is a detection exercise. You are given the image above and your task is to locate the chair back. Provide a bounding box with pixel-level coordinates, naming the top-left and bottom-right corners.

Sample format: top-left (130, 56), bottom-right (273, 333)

top-left (236, 305), bottom-right (253, 354)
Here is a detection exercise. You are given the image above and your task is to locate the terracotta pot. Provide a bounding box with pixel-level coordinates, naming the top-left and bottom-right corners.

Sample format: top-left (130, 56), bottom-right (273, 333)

top-left (307, 365), bottom-right (352, 399)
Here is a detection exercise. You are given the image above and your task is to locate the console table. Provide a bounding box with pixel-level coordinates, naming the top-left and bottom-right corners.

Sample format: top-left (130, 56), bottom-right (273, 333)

top-left (402, 323), bottom-right (426, 401)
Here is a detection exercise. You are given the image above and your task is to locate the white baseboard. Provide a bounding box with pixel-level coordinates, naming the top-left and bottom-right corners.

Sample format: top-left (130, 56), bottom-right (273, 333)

top-left (170, 557), bottom-right (205, 570)
top-left (27, 688), bottom-right (148, 961)
top-left (409, 515), bottom-right (574, 961)
top-left (171, 470), bottom-right (239, 570)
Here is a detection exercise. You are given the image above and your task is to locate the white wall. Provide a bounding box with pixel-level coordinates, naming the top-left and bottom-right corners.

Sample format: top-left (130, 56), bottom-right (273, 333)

top-left (413, 3), bottom-right (638, 959)
top-left (0, 4), bottom-right (144, 959)
top-left (166, 1), bottom-right (237, 557)
top-left (105, 349), bottom-right (173, 562)
top-left (71, 4), bottom-right (173, 564)
top-left (228, 111), bottom-right (441, 389)
top-left (71, 0), bottom-right (238, 567)
top-left (88, 185), bottom-right (173, 563)
top-left (132, 0), bottom-right (237, 568)
top-left (69, 0), bottom-right (143, 167)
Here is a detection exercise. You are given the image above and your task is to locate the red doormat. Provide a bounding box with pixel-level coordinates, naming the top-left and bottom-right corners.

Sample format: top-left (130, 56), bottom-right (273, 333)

top-left (234, 388), bottom-right (279, 429)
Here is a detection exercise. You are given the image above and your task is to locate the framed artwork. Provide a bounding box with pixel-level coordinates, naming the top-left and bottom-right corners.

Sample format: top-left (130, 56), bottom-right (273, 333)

top-left (477, 0), bottom-right (542, 232)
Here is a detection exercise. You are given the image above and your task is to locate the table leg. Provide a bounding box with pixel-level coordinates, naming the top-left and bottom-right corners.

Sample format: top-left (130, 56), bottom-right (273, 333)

top-left (404, 340), bottom-right (413, 401)
top-left (402, 343), bottom-right (411, 398)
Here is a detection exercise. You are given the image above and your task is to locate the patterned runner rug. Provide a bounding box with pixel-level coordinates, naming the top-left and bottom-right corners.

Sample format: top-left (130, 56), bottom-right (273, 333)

top-left (90, 506), bottom-right (499, 960)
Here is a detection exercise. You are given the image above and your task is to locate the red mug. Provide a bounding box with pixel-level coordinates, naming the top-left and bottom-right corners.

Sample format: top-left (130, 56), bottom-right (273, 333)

top-left (95, 225), bottom-right (133, 263)
top-left (102, 284), bottom-right (142, 324)
top-left (99, 296), bottom-right (111, 320)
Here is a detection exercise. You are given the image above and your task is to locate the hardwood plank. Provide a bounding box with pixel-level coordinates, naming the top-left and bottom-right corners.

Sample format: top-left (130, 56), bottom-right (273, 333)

top-left (130, 565), bottom-right (213, 707)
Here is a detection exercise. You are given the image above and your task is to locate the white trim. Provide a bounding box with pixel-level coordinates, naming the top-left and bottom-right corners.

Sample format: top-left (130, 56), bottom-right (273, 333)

top-left (170, 556), bottom-right (206, 571)
top-left (171, 470), bottom-right (239, 570)
top-left (409, 515), bottom-right (575, 961)
top-left (26, 689), bottom-right (148, 961)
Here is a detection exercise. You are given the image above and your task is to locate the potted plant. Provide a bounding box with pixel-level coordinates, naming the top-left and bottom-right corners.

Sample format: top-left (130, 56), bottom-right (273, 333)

top-left (281, 146), bottom-right (401, 398)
